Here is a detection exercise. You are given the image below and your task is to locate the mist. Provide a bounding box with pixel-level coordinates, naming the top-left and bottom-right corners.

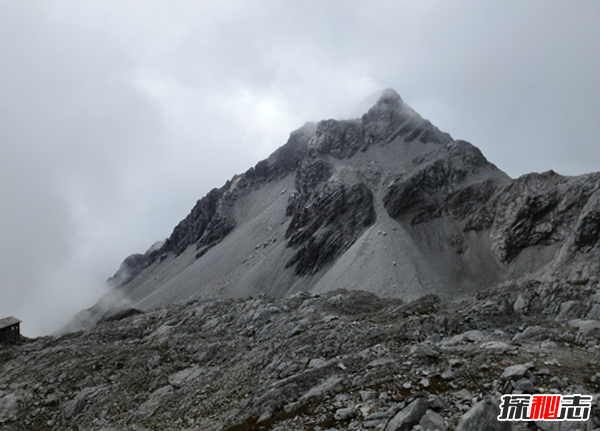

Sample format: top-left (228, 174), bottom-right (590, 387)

top-left (1, 0), bottom-right (599, 336)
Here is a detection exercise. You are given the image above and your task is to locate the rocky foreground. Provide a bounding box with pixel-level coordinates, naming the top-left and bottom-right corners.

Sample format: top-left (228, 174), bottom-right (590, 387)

top-left (2, 281), bottom-right (600, 431)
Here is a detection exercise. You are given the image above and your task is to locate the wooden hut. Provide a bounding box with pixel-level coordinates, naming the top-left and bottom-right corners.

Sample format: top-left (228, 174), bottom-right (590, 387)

top-left (0, 316), bottom-right (21, 343)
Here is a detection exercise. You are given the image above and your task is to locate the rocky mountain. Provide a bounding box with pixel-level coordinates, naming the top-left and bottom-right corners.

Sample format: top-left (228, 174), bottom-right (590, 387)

top-left (2, 88), bottom-right (599, 431)
top-left (87, 88), bottom-right (598, 319)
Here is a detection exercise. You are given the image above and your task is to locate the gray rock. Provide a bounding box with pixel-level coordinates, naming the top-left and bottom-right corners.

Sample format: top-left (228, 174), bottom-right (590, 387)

top-left (385, 397), bottom-right (429, 431)
top-left (541, 339), bottom-right (558, 349)
top-left (586, 304), bottom-right (600, 320)
top-left (62, 396), bottom-right (87, 420)
top-left (134, 386), bottom-right (173, 420)
top-left (480, 341), bottom-right (514, 354)
top-left (463, 330), bottom-right (484, 342)
top-left (569, 319), bottom-right (600, 338)
top-left (308, 358), bottom-right (328, 368)
top-left (456, 396), bottom-right (511, 431)
top-left (61, 386), bottom-right (103, 420)
top-left (558, 301), bottom-right (589, 320)
top-left (285, 154), bottom-right (377, 273)
top-left (334, 406), bottom-right (358, 421)
top-left (513, 325), bottom-right (558, 342)
top-left (42, 393), bottom-right (60, 407)
top-left (0, 393), bottom-right (19, 419)
top-left (448, 358), bottom-right (464, 367)
top-left (419, 409), bottom-right (447, 431)
top-left (441, 369), bottom-right (455, 380)
top-left (549, 376), bottom-right (568, 390)
top-left (453, 389), bottom-right (473, 402)
top-left (364, 411), bottom-right (395, 429)
top-left (512, 378), bottom-right (535, 393)
top-left (360, 390), bottom-right (379, 402)
top-left (513, 295), bottom-right (527, 313)
top-left (428, 395), bottom-right (447, 411)
top-left (501, 364), bottom-right (532, 381)
top-left (299, 375), bottom-right (344, 402)
top-left (415, 342), bottom-right (442, 359)
top-left (168, 366), bottom-right (202, 389)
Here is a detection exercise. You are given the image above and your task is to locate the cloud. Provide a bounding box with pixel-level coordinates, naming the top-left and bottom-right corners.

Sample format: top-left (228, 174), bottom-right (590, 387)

top-left (0, 0), bottom-right (599, 335)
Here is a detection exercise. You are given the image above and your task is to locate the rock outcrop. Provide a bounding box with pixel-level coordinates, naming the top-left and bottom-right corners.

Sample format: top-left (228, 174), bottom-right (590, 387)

top-left (285, 161), bottom-right (376, 275)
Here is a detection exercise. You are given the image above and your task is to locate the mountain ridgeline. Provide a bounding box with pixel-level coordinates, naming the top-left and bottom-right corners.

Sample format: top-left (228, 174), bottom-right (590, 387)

top-left (104, 89), bottom-right (600, 313)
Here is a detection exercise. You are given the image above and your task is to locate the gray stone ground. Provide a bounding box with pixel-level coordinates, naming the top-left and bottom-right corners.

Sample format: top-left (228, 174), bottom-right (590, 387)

top-left (2, 284), bottom-right (600, 430)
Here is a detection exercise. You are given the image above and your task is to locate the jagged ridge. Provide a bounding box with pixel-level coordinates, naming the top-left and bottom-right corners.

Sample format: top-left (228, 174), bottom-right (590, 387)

top-left (102, 88), bottom-right (599, 318)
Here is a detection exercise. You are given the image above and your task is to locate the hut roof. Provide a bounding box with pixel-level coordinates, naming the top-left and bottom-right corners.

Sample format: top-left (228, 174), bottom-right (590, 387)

top-left (0, 316), bottom-right (21, 330)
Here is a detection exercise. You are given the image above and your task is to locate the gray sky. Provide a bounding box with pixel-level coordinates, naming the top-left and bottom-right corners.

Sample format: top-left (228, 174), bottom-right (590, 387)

top-left (1, 0), bottom-right (599, 336)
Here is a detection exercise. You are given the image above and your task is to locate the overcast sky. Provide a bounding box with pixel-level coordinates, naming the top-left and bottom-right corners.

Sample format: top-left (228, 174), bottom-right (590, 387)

top-left (1, 0), bottom-right (599, 336)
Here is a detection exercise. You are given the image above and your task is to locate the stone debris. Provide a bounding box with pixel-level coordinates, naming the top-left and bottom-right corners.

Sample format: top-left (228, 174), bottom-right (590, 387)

top-left (1, 287), bottom-right (600, 430)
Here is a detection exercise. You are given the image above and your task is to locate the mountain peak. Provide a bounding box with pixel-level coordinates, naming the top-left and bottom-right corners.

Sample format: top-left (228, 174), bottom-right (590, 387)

top-left (368, 88), bottom-right (407, 114)
top-left (377, 87), bottom-right (404, 104)
top-left (94, 90), bottom-right (600, 334)
top-left (358, 88), bottom-right (452, 148)
top-left (354, 88), bottom-right (405, 117)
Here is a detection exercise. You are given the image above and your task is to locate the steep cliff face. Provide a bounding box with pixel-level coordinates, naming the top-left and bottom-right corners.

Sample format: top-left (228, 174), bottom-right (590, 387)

top-left (285, 176), bottom-right (376, 276)
top-left (382, 140), bottom-right (503, 224)
top-left (98, 89), bottom-right (599, 316)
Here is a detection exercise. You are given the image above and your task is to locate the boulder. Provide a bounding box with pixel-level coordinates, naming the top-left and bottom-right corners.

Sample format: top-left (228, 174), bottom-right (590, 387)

top-left (385, 397), bottom-right (429, 431)
top-left (456, 396), bottom-right (511, 431)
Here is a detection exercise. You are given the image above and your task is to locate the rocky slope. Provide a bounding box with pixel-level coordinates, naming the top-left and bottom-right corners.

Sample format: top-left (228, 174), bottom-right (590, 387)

top-left (2, 284), bottom-right (600, 430)
top-left (78, 88), bottom-right (599, 326)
